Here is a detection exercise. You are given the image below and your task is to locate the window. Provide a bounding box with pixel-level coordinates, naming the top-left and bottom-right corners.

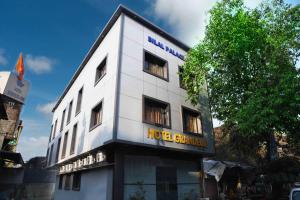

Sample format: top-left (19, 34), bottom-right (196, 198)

top-left (55, 138), bottom-right (61, 163)
top-left (64, 174), bottom-right (71, 190)
top-left (61, 132), bottom-right (68, 159)
top-left (52, 120), bottom-right (57, 140)
top-left (58, 175), bottom-right (63, 190)
top-left (67, 101), bottom-right (73, 124)
top-left (178, 66), bottom-right (186, 89)
top-left (75, 87), bottom-right (83, 114)
top-left (182, 107), bottom-right (202, 135)
top-left (60, 109), bottom-right (66, 132)
top-left (144, 51), bottom-right (168, 80)
top-left (156, 167), bottom-right (178, 200)
top-left (70, 124), bottom-right (77, 155)
top-left (72, 173), bottom-right (81, 191)
top-left (49, 125), bottom-right (53, 142)
top-left (143, 96), bottom-right (171, 128)
top-left (90, 101), bottom-right (103, 130)
top-left (48, 144), bottom-right (53, 166)
top-left (95, 57), bottom-right (107, 84)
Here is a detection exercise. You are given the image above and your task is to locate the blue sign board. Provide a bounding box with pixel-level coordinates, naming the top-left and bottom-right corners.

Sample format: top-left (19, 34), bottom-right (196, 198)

top-left (148, 36), bottom-right (185, 61)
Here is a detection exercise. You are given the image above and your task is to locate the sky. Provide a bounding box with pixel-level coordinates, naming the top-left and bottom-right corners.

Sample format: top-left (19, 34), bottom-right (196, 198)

top-left (0, 0), bottom-right (298, 161)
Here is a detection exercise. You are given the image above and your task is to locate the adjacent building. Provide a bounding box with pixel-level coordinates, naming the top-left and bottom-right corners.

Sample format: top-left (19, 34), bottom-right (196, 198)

top-left (46, 5), bottom-right (215, 200)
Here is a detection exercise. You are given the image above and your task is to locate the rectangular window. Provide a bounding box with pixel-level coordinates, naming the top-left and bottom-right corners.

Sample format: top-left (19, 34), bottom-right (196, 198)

top-left (178, 66), bottom-right (186, 89)
top-left (70, 124), bottom-right (77, 155)
top-left (61, 132), bottom-right (68, 159)
top-left (90, 101), bottom-right (103, 130)
top-left (48, 144), bottom-right (53, 166)
top-left (58, 175), bottom-right (63, 190)
top-left (143, 96), bottom-right (171, 128)
top-left (75, 87), bottom-right (83, 114)
top-left (49, 125), bottom-right (53, 142)
top-left (64, 174), bottom-right (71, 190)
top-left (46, 148), bottom-right (49, 166)
top-left (55, 138), bottom-right (61, 163)
top-left (60, 109), bottom-right (66, 132)
top-left (95, 57), bottom-right (107, 84)
top-left (144, 51), bottom-right (168, 80)
top-left (52, 120), bottom-right (57, 140)
top-left (182, 107), bottom-right (202, 135)
top-left (156, 167), bottom-right (178, 200)
top-left (67, 101), bottom-right (73, 124)
top-left (72, 172), bottom-right (81, 191)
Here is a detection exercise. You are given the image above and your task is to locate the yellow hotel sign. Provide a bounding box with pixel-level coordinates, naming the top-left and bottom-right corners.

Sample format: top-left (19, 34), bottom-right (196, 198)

top-left (147, 128), bottom-right (208, 148)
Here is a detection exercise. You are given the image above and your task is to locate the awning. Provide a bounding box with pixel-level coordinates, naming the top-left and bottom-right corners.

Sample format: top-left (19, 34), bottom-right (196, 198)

top-left (203, 160), bottom-right (254, 182)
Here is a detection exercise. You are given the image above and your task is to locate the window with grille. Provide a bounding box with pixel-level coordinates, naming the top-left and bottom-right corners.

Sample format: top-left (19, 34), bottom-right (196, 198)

top-left (72, 172), bottom-right (81, 191)
top-left (144, 51), bottom-right (168, 80)
top-left (143, 96), bottom-right (170, 128)
top-left (70, 124), bottom-right (77, 155)
top-left (52, 120), bottom-right (57, 140)
top-left (90, 101), bottom-right (103, 130)
top-left (182, 107), bottom-right (202, 135)
top-left (61, 132), bottom-right (68, 159)
top-left (75, 87), bottom-right (83, 114)
top-left (95, 57), bottom-right (107, 84)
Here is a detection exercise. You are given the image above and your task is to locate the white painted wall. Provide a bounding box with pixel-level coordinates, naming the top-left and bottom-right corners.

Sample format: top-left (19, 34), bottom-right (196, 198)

top-left (47, 16), bottom-right (122, 167)
top-left (117, 16), bottom-right (214, 154)
top-left (54, 167), bottom-right (113, 200)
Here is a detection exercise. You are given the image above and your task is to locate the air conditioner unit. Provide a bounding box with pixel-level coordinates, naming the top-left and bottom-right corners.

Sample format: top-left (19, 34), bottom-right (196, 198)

top-left (88, 155), bottom-right (94, 165)
top-left (96, 152), bottom-right (105, 162)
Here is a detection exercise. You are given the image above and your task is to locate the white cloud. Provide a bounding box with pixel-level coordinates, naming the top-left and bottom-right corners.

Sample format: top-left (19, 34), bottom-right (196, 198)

top-left (36, 100), bottom-right (56, 117)
top-left (17, 136), bottom-right (48, 161)
top-left (0, 49), bottom-right (8, 66)
top-left (150, 0), bottom-right (263, 46)
top-left (25, 54), bottom-right (55, 74)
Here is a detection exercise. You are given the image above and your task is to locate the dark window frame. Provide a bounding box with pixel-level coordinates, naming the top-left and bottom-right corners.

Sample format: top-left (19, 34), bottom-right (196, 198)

top-left (94, 56), bottom-right (107, 86)
top-left (52, 119), bottom-right (57, 140)
top-left (48, 144), bottom-right (53, 166)
top-left (142, 95), bottom-right (171, 129)
top-left (143, 50), bottom-right (169, 82)
top-left (72, 172), bottom-right (81, 191)
top-left (60, 109), bottom-right (66, 132)
top-left (181, 106), bottom-right (203, 136)
top-left (89, 99), bottom-right (104, 131)
top-left (75, 87), bottom-right (83, 116)
top-left (55, 138), bottom-right (61, 163)
top-left (49, 125), bottom-right (53, 142)
top-left (70, 123), bottom-right (77, 155)
top-left (66, 100), bottom-right (73, 125)
top-left (61, 131), bottom-right (69, 159)
top-left (58, 175), bottom-right (63, 190)
top-left (64, 174), bottom-right (71, 190)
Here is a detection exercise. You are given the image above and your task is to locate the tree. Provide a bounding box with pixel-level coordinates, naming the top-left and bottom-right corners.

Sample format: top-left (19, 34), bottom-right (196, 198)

top-left (182, 0), bottom-right (300, 160)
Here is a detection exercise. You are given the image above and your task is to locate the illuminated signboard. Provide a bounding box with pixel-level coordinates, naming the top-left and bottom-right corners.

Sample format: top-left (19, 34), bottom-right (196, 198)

top-left (148, 36), bottom-right (185, 61)
top-left (147, 128), bottom-right (208, 148)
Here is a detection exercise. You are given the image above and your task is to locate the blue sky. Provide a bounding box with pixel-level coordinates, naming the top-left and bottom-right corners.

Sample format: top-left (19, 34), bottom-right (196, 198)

top-left (0, 0), bottom-right (298, 161)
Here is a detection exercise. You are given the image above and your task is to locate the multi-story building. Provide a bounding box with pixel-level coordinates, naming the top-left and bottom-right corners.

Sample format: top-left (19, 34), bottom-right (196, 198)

top-left (47, 5), bottom-right (214, 200)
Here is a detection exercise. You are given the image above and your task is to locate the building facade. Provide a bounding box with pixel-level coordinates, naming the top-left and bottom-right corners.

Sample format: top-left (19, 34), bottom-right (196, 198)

top-left (47, 5), bottom-right (214, 200)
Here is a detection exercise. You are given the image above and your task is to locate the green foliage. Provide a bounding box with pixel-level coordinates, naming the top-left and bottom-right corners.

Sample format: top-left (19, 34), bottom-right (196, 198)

top-left (182, 0), bottom-right (300, 142)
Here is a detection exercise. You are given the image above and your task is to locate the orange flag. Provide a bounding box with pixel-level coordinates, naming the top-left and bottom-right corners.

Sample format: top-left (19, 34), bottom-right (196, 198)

top-left (16, 53), bottom-right (24, 80)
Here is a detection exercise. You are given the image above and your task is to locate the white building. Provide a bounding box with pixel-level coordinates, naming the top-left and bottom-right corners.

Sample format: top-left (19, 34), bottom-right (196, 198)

top-left (46, 5), bottom-right (215, 200)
